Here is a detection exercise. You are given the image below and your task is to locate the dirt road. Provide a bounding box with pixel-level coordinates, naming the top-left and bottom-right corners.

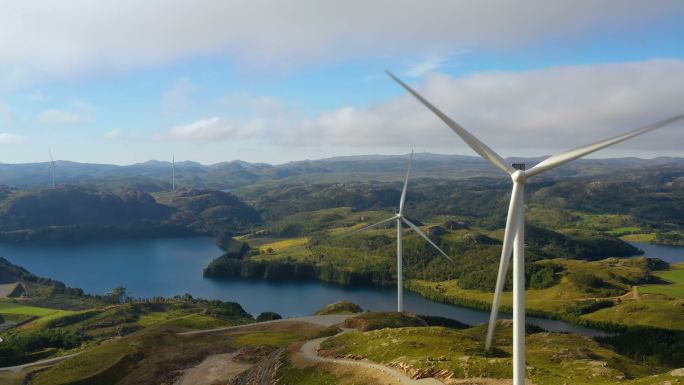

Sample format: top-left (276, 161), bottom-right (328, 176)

top-left (300, 336), bottom-right (446, 385)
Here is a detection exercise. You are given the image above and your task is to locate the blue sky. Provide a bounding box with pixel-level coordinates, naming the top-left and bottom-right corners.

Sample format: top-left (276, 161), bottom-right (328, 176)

top-left (1, 1), bottom-right (684, 165)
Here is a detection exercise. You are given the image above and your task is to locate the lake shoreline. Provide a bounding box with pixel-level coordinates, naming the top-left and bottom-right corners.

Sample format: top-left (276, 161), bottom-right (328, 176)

top-left (3, 237), bottom-right (682, 336)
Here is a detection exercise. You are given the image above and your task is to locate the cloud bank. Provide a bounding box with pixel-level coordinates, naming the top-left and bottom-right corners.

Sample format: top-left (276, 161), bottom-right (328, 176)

top-left (38, 108), bottom-right (87, 125)
top-left (1, 0), bottom-right (682, 87)
top-left (165, 117), bottom-right (265, 141)
top-left (0, 133), bottom-right (24, 145)
top-left (164, 60), bottom-right (684, 153)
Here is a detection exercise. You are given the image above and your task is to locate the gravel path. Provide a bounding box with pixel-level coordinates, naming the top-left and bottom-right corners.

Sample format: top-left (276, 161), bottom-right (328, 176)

top-left (0, 314), bottom-right (353, 374)
top-left (0, 353), bottom-right (80, 373)
top-left (0, 313), bottom-right (449, 385)
top-left (174, 352), bottom-right (252, 385)
top-left (300, 336), bottom-right (446, 385)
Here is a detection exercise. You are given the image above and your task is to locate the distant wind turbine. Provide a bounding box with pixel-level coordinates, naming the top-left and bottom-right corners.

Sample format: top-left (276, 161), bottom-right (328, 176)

top-left (172, 154), bottom-right (176, 191)
top-left (49, 149), bottom-right (56, 189)
top-left (387, 70), bottom-right (684, 385)
top-left (346, 151), bottom-right (452, 312)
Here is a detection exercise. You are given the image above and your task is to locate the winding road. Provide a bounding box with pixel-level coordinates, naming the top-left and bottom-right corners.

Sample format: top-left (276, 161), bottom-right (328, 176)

top-left (300, 335), bottom-right (445, 385)
top-left (1, 313), bottom-right (449, 385)
top-left (0, 353), bottom-right (80, 373)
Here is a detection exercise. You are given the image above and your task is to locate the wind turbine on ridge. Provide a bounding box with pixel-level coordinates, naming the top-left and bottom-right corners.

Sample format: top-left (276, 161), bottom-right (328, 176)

top-left (49, 149), bottom-right (56, 189)
top-left (387, 70), bottom-right (684, 385)
top-left (172, 154), bottom-right (176, 191)
top-left (346, 151), bottom-right (452, 312)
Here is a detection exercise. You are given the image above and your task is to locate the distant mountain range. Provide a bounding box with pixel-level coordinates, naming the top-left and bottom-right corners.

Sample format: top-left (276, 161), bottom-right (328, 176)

top-left (1, 153), bottom-right (683, 191)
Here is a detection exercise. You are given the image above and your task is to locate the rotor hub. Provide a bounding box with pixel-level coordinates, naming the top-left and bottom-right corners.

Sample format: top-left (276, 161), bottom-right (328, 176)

top-left (511, 170), bottom-right (526, 184)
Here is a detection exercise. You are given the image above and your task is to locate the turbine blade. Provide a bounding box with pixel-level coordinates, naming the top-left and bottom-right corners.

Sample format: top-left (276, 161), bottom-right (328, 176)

top-left (401, 218), bottom-right (453, 262)
top-left (386, 71), bottom-right (513, 175)
top-left (342, 216), bottom-right (397, 238)
top-left (485, 183), bottom-right (524, 350)
top-left (398, 150), bottom-right (414, 215)
top-left (526, 114), bottom-right (684, 177)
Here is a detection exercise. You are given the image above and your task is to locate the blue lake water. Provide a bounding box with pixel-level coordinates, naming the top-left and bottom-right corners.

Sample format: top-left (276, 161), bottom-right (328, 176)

top-left (632, 242), bottom-right (684, 263)
top-left (3, 238), bottom-right (680, 336)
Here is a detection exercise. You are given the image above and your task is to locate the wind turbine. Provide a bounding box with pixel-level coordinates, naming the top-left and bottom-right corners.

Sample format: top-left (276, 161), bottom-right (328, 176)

top-left (49, 149), bottom-right (56, 189)
top-left (172, 154), bottom-right (176, 191)
top-left (346, 151), bottom-right (452, 312)
top-left (387, 70), bottom-right (684, 385)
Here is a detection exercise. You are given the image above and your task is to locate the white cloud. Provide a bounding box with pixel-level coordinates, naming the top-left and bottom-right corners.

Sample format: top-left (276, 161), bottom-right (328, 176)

top-left (104, 128), bottom-right (140, 140)
top-left (158, 60), bottom-right (684, 153)
top-left (162, 77), bottom-right (197, 114)
top-left (404, 55), bottom-right (450, 78)
top-left (403, 50), bottom-right (471, 77)
top-left (165, 117), bottom-right (265, 141)
top-left (0, 1), bottom-right (681, 86)
top-left (214, 93), bottom-right (293, 117)
top-left (38, 108), bottom-right (86, 124)
top-left (275, 60), bottom-right (684, 152)
top-left (0, 133), bottom-right (24, 144)
top-left (38, 100), bottom-right (92, 125)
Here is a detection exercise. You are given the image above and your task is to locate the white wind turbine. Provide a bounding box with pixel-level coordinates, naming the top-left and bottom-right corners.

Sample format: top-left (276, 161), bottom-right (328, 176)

top-left (49, 149), bottom-right (56, 189)
top-left (346, 151), bottom-right (452, 312)
top-left (172, 154), bottom-right (176, 191)
top-left (387, 70), bottom-right (684, 385)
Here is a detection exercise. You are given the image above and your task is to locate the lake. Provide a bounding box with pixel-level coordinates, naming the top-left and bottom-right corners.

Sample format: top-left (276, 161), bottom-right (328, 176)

top-left (5, 238), bottom-right (681, 336)
top-left (632, 242), bottom-right (684, 263)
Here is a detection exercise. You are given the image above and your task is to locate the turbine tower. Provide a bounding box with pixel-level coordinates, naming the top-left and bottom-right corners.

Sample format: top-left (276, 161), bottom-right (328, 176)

top-left (387, 70), bottom-right (684, 385)
top-left (49, 149), bottom-right (56, 189)
top-left (172, 154), bottom-right (176, 191)
top-left (346, 151), bottom-right (452, 312)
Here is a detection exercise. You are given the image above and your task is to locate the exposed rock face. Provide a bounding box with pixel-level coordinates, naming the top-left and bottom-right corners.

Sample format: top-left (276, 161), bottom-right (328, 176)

top-left (670, 368), bottom-right (684, 376)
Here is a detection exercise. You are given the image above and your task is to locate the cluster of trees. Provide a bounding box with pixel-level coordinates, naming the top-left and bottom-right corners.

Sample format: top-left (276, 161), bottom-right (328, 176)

top-left (0, 186), bottom-right (262, 243)
top-left (159, 188), bottom-right (261, 234)
top-left (596, 327), bottom-right (684, 368)
top-left (204, 223), bottom-right (644, 292)
top-left (239, 167), bottom-right (684, 240)
top-left (525, 226), bottom-right (640, 260)
top-left (0, 186), bottom-right (170, 228)
top-left (655, 231), bottom-right (684, 245)
top-left (204, 257), bottom-right (394, 286)
top-left (0, 257), bottom-right (85, 297)
top-left (0, 328), bottom-right (83, 366)
top-left (256, 311), bottom-right (282, 322)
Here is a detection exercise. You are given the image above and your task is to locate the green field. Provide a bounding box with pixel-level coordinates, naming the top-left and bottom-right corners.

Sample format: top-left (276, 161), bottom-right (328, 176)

top-left (639, 266), bottom-right (684, 298)
top-left (607, 226), bottom-right (643, 236)
top-left (581, 296), bottom-right (684, 330)
top-left (0, 301), bottom-right (74, 319)
top-left (620, 233), bottom-right (657, 243)
top-left (231, 331), bottom-right (301, 347)
top-left (407, 257), bottom-right (672, 325)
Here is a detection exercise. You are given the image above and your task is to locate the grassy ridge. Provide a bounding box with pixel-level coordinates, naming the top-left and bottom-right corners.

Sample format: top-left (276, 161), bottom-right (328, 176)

top-left (30, 318), bottom-right (324, 385)
top-left (319, 323), bottom-right (673, 385)
top-left (404, 256), bottom-right (684, 330)
top-left (0, 299), bottom-right (254, 371)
